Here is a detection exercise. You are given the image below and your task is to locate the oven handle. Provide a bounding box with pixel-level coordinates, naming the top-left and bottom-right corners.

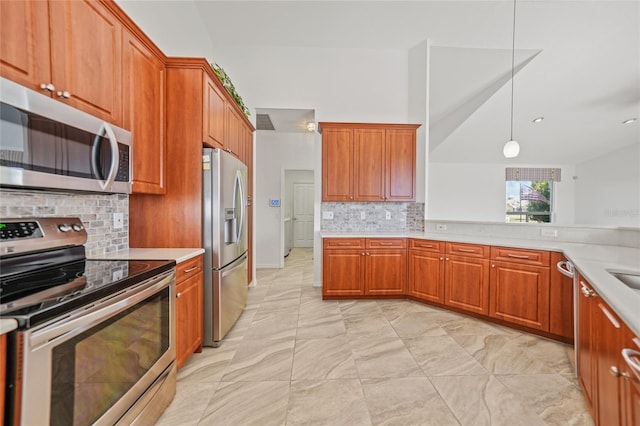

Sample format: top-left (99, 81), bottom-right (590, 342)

top-left (556, 261), bottom-right (575, 279)
top-left (29, 270), bottom-right (174, 349)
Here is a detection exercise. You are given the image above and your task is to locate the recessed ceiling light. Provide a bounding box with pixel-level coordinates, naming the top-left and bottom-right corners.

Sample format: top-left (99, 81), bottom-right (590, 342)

top-left (622, 118), bottom-right (637, 124)
top-left (532, 117), bottom-right (544, 123)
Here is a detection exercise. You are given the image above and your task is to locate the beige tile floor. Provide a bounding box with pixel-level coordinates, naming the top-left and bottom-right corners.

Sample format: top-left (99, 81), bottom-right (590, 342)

top-left (157, 248), bottom-right (593, 426)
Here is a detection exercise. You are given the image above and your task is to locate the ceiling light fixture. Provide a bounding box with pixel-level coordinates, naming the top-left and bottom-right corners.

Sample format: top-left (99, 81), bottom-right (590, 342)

top-left (532, 116), bottom-right (544, 123)
top-left (503, 0), bottom-right (520, 159)
top-left (306, 122), bottom-right (316, 132)
top-left (622, 118), bottom-right (637, 125)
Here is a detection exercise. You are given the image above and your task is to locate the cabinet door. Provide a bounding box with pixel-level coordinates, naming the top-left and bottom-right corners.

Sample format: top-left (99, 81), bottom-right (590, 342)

top-left (322, 128), bottom-right (353, 201)
top-left (123, 32), bottom-right (165, 195)
top-left (577, 276), bottom-right (596, 414)
top-left (489, 261), bottom-right (550, 331)
top-left (176, 271), bottom-right (204, 369)
top-left (621, 329), bottom-right (640, 426)
top-left (353, 128), bottom-right (385, 201)
top-left (322, 249), bottom-right (365, 297)
top-left (444, 255), bottom-right (490, 315)
top-left (408, 249), bottom-right (445, 303)
top-left (549, 252), bottom-right (574, 341)
top-left (203, 74), bottom-right (226, 149)
top-left (0, 0), bottom-right (51, 92)
top-left (385, 129), bottom-right (416, 201)
top-left (593, 301), bottom-right (623, 426)
top-left (226, 104), bottom-right (242, 158)
top-left (49, 0), bottom-right (122, 125)
top-left (365, 249), bottom-right (406, 296)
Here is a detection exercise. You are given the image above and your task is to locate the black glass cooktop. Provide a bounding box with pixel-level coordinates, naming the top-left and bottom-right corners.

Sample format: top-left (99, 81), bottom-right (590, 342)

top-left (0, 253), bottom-right (175, 329)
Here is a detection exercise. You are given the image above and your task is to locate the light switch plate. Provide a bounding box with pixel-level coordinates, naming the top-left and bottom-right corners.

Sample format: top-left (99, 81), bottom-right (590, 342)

top-left (360, 211), bottom-right (366, 220)
top-left (322, 211), bottom-right (334, 220)
top-left (385, 211), bottom-right (391, 220)
top-left (436, 224), bottom-right (447, 231)
top-left (113, 213), bottom-right (124, 229)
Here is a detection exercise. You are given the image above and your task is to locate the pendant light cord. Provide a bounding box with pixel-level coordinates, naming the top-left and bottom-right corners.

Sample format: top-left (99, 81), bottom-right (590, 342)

top-left (510, 0), bottom-right (517, 141)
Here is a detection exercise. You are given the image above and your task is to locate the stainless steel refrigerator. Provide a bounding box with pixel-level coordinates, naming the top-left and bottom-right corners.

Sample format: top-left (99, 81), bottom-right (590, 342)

top-left (202, 148), bottom-right (248, 347)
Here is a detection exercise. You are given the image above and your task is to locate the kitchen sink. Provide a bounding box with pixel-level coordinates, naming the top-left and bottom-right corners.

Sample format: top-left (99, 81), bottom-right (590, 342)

top-left (608, 270), bottom-right (640, 291)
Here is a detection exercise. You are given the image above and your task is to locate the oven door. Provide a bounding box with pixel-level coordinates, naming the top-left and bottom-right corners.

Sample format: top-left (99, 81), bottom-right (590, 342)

top-left (11, 269), bottom-right (175, 426)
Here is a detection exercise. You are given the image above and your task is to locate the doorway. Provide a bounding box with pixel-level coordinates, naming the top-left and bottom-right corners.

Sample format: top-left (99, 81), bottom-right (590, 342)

top-left (293, 182), bottom-right (314, 247)
top-left (284, 170), bottom-right (314, 257)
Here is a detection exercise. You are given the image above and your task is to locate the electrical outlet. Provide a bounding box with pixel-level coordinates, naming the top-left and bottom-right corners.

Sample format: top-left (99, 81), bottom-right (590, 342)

top-left (360, 211), bottom-right (366, 220)
top-left (540, 228), bottom-right (558, 237)
top-left (385, 211), bottom-right (391, 220)
top-left (322, 211), bottom-right (334, 220)
top-left (436, 224), bottom-right (448, 231)
top-left (113, 212), bottom-right (124, 229)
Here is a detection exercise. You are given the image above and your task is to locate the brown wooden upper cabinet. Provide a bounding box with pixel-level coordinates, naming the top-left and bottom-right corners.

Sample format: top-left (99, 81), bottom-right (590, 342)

top-left (1, 0), bottom-right (123, 126)
top-left (203, 74), bottom-right (226, 149)
top-left (319, 123), bottom-right (420, 202)
top-left (123, 31), bottom-right (166, 194)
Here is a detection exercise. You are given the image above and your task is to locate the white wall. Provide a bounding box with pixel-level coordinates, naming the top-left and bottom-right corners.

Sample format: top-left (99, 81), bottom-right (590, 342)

top-left (116, 0), bottom-right (214, 57)
top-left (209, 46), bottom-right (408, 124)
top-left (255, 133), bottom-right (315, 268)
top-left (408, 40), bottom-right (430, 205)
top-left (428, 162), bottom-right (576, 225)
top-left (574, 143), bottom-right (640, 227)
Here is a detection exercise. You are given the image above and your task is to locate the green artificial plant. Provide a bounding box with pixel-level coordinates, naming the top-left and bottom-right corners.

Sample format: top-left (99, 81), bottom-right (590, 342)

top-left (210, 63), bottom-right (250, 117)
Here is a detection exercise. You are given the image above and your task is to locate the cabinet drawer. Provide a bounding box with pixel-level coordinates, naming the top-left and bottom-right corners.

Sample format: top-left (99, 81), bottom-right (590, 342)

top-left (176, 255), bottom-right (203, 283)
top-left (445, 242), bottom-right (490, 258)
top-left (367, 238), bottom-right (406, 249)
top-left (409, 239), bottom-right (444, 253)
top-left (491, 247), bottom-right (550, 266)
top-left (324, 238), bottom-right (366, 249)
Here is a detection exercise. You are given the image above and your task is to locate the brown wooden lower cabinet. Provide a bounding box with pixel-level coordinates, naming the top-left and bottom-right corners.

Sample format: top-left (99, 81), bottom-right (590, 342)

top-left (326, 238), bottom-right (574, 341)
top-left (408, 248), bottom-right (445, 303)
top-left (444, 254), bottom-right (491, 315)
top-left (489, 261), bottom-right (550, 331)
top-left (175, 255), bottom-right (203, 369)
top-left (621, 328), bottom-right (640, 426)
top-left (550, 252), bottom-right (575, 342)
top-left (576, 273), bottom-right (640, 426)
top-left (322, 238), bottom-right (406, 298)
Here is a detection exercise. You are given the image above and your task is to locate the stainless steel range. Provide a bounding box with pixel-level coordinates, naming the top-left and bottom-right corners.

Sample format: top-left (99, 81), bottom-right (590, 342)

top-left (0, 217), bottom-right (177, 426)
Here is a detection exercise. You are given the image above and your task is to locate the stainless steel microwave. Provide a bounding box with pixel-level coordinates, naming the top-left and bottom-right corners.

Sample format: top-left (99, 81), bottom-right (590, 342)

top-left (0, 77), bottom-right (132, 194)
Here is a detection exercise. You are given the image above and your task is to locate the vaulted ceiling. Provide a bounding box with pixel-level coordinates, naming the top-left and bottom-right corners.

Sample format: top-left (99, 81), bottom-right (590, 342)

top-left (118, 0), bottom-right (639, 164)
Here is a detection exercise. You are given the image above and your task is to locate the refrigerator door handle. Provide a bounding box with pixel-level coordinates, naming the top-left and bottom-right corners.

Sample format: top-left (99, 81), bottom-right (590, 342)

top-left (234, 170), bottom-right (245, 244)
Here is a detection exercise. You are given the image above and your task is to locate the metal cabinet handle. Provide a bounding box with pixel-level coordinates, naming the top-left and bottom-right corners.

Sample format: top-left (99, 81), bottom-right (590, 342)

top-left (57, 90), bottom-right (71, 99)
top-left (379, 242), bottom-right (393, 246)
top-left (40, 83), bottom-right (55, 92)
top-left (439, 257), bottom-right (444, 261)
top-left (556, 261), bottom-right (574, 278)
top-left (445, 257), bottom-right (449, 261)
top-left (580, 281), bottom-right (597, 298)
top-left (622, 348), bottom-right (640, 381)
top-left (176, 292), bottom-right (182, 299)
top-left (419, 244), bottom-right (434, 248)
top-left (507, 253), bottom-right (530, 259)
top-left (457, 248), bottom-right (476, 253)
top-left (183, 266), bottom-right (199, 273)
top-left (609, 366), bottom-right (629, 378)
top-left (491, 264), bottom-right (496, 268)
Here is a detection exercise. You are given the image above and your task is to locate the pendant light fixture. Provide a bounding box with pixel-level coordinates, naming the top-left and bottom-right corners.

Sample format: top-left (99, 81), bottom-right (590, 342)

top-left (503, 0), bottom-right (520, 158)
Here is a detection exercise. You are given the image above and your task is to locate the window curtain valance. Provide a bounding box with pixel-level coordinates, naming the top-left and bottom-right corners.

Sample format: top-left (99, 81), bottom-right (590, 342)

top-left (505, 167), bottom-right (561, 182)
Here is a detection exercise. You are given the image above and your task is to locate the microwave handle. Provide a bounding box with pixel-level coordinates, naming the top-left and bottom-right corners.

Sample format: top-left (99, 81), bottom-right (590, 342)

top-left (91, 122), bottom-right (119, 191)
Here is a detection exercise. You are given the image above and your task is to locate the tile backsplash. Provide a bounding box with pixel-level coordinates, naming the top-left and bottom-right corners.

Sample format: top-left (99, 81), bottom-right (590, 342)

top-left (321, 202), bottom-right (425, 233)
top-left (0, 189), bottom-right (128, 257)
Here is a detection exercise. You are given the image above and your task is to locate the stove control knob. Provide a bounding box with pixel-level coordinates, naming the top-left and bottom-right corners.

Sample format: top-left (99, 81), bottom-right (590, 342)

top-left (58, 224), bottom-right (72, 232)
top-left (72, 224), bottom-right (84, 232)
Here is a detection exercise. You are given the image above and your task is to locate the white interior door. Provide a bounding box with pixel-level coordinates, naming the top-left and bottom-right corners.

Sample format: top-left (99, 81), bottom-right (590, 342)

top-left (293, 183), bottom-right (314, 247)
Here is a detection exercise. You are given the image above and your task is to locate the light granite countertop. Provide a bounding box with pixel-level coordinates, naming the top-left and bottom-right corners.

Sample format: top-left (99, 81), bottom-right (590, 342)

top-left (321, 231), bottom-right (640, 336)
top-left (0, 318), bottom-right (18, 336)
top-left (94, 248), bottom-right (205, 264)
